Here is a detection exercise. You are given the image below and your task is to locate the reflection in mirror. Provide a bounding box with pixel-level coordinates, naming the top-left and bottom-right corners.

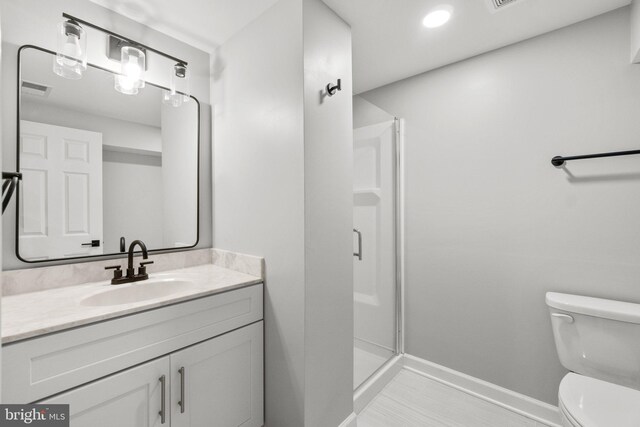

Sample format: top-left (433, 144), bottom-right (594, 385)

top-left (17, 46), bottom-right (199, 262)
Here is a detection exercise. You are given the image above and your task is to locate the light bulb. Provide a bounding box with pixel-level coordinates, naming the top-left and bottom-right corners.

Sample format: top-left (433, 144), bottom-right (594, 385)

top-left (163, 63), bottom-right (190, 107)
top-left (163, 90), bottom-right (188, 107)
top-left (53, 20), bottom-right (87, 80)
top-left (422, 6), bottom-right (453, 28)
top-left (115, 46), bottom-right (145, 94)
top-left (114, 75), bottom-right (139, 95)
top-left (59, 34), bottom-right (82, 67)
top-left (123, 61), bottom-right (141, 80)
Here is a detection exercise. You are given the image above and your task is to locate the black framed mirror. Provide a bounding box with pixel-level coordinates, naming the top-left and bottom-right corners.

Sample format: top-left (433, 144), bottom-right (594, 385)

top-left (16, 45), bottom-right (200, 262)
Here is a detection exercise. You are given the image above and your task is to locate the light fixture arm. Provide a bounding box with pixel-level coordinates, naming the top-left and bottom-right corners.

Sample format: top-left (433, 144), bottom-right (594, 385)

top-left (61, 13), bottom-right (188, 66)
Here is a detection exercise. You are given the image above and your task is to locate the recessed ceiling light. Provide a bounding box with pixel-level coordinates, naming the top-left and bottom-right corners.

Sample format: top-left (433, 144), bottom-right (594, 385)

top-left (423, 6), bottom-right (453, 28)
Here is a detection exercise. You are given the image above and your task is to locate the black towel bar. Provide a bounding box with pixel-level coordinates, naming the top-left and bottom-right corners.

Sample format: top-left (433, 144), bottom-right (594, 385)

top-left (2, 171), bottom-right (22, 215)
top-left (551, 149), bottom-right (640, 167)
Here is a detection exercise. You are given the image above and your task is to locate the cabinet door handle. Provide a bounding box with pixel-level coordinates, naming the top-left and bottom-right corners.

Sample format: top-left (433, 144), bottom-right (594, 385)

top-left (353, 228), bottom-right (362, 260)
top-left (159, 375), bottom-right (166, 424)
top-left (178, 367), bottom-right (186, 413)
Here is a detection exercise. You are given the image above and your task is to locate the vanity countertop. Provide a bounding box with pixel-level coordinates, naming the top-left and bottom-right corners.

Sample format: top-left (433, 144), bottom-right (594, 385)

top-left (1, 263), bottom-right (262, 344)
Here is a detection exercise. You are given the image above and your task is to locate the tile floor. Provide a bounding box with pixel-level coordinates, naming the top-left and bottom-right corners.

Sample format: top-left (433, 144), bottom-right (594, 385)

top-left (358, 369), bottom-right (552, 427)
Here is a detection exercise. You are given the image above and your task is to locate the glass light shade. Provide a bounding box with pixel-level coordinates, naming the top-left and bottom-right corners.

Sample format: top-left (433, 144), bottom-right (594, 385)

top-left (53, 21), bottom-right (87, 80)
top-left (163, 63), bottom-right (190, 107)
top-left (115, 46), bottom-right (145, 95)
top-left (114, 74), bottom-right (139, 95)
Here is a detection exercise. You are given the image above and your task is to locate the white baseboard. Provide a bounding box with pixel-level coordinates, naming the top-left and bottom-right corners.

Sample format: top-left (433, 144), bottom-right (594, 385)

top-left (338, 412), bottom-right (357, 427)
top-left (354, 354), bottom-right (403, 413)
top-left (403, 354), bottom-right (561, 427)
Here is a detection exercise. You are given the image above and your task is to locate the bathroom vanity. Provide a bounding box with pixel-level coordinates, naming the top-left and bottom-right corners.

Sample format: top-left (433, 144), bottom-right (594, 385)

top-left (1, 259), bottom-right (264, 427)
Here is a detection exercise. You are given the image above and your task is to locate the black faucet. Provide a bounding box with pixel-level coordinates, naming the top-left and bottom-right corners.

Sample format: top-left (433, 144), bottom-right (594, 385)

top-left (105, 239), bottom-right (154, 285)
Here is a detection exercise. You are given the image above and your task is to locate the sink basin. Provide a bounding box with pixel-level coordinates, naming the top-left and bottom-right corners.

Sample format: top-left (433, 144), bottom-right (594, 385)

top-left (81, 279), bottom-right (198, 307)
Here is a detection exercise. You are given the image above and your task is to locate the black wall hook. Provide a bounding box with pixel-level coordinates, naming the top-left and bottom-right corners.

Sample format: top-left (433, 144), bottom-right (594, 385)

top-left (326, 79), bottom-right (342, 97)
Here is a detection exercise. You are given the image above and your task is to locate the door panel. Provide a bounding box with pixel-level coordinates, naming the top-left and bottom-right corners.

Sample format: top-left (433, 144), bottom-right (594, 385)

top-left (170, 322), bottom-right (264, 427)
top-left (20, 168), bottom-right (48, 235)
top-left (64, 172), bottom-right (90, 234)
top-left (353, 120), bottom-right (397, 353)
top-left (19, 120), bottom-right (103, 260)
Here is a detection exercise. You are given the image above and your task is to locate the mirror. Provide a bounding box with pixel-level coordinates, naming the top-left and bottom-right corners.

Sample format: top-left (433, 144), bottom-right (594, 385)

top-left (16, 46), bottom-right (199, 262)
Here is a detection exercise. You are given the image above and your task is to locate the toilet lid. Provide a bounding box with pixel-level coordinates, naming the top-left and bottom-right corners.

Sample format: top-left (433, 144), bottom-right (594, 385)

top-left (559, 373), bottom-right (640, 427)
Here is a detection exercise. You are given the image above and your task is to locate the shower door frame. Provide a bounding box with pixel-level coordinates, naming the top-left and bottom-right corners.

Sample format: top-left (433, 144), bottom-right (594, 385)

top-left (394, 117), bottom-right (405, 356)
top-left (353, 116), bottom-right (405, 392)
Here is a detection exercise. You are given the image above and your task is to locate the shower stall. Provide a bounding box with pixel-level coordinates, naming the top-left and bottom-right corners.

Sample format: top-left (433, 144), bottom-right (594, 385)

top-left (353, 113), bottom-right (403, 390)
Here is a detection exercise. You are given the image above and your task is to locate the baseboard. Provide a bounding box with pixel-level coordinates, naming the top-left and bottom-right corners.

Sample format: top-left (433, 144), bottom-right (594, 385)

top-left (403, 355), bottom-right (561, 427)
top-left (354, 354), bottom-right (403, 413)
top-left (337, 412), bottom-right (357, 427)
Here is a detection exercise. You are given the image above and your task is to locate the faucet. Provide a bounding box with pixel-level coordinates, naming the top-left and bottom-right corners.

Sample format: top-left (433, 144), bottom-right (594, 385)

top-left (105, 239), bottom-right (154, 285)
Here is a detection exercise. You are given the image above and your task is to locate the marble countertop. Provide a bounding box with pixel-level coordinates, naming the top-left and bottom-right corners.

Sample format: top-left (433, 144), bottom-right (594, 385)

top-left (2, 263), bottom-right (262, 344)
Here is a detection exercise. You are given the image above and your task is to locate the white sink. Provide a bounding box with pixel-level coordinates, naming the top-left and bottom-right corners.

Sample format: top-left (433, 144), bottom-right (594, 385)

top-left (81, 279), bottom-right (198, 306)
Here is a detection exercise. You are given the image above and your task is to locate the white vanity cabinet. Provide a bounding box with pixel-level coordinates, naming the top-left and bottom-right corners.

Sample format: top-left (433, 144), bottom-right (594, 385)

top-left (42, 322), bottom-right (263, 427)
top-left (3, 283), bottom-right (264, 427)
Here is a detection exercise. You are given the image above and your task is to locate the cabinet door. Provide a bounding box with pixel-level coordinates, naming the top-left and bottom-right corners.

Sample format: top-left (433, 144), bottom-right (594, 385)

top-left (171, 321), bottom-right (263, 427)
top-left (41, 357), bottom-right (170, 427)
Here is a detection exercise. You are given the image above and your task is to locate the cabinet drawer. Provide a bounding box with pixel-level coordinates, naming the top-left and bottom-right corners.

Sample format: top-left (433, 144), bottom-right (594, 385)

top-left (3, 284), bottom-right (263, 403)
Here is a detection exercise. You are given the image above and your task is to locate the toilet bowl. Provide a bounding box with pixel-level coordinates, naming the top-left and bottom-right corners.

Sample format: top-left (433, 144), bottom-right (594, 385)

top-left (557, 373), bottom-right (640, 427)
top-left (546, 292), bottom-right (640, 427)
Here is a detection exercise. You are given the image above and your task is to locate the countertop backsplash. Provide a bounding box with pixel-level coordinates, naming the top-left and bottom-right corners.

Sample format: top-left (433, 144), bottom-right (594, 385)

top-left (2, 248), bottom-right (265, 296)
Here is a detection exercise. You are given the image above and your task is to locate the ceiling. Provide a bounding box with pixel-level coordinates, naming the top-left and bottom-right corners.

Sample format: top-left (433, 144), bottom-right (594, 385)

top-left (89, 0), bottom-right (632, 93)
top-left (89, 0), bottom-right (279, 52)
top-left (323, 0), bottom-right (631, 93)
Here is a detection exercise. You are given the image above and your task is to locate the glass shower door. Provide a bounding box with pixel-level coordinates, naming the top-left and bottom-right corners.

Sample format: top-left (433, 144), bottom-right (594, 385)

top-left (353, 118), bottom-right (399, 390)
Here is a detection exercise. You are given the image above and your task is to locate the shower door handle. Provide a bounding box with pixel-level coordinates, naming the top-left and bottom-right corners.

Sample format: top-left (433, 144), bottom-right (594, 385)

top-left (353, 228), bottom-right (362, 261)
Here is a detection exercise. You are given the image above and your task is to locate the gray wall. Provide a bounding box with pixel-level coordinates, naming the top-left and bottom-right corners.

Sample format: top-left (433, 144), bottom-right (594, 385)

top-left (21, 101), bottom-right (162, 153)
top-left (1, 0), bottom-right (212, 270)
top-left (102, 150), bottom-right (164, 253)
top-left (161, 101), bottom-right (198, 248)
top-left (214, 0), bottom-right (354, 425)
top-left (360, 6), bottom-right (640, 405)
top-left (302, 1), bottom-right (353, 426)
top-left (353, 95), bottom-right (394, 128)
top-left (213, 0), bottom-right (306, 425)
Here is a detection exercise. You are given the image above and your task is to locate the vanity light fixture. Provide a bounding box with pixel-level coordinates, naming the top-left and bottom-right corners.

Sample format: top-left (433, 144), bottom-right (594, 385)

top-left (422, 6), bottom-right (453, 28)
top-left (114, 46), bottom-right (146, 95)
top-left (163, 62), bottom-right (190, 107)
top-left (55, 13), bottom-right (189, 98)
top-left (53, 19), bottom-right (87, 80)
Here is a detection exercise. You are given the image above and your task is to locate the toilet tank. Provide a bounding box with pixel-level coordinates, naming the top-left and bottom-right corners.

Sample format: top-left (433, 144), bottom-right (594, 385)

top-left (546, 292), bottom-right (640, 391)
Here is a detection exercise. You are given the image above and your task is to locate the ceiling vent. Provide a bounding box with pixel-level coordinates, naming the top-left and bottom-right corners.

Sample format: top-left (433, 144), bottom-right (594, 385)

top-left (490, 0), bottom-right (520, 10)
top-left (21, 81), bottom-right (52, 98)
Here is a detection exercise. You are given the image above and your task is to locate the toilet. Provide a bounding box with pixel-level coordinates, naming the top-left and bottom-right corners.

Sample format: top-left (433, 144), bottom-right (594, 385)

top-left (546, 292), bottom-right (640, 427)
